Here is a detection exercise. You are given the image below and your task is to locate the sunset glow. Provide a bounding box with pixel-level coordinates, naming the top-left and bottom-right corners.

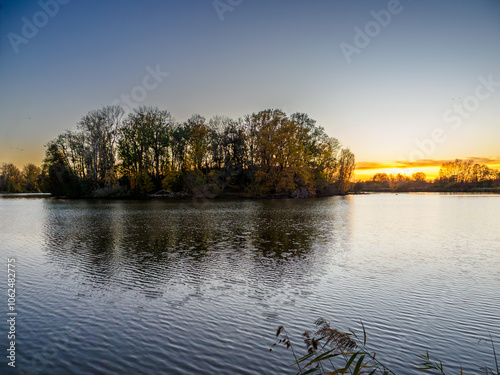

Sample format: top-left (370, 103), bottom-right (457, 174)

top-left (354, 166), bottom-right (440, 181)
top-left (354, 160), bottom-right (500, 181)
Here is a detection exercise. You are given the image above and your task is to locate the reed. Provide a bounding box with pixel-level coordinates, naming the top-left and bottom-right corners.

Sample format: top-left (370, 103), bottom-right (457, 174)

top-left (271, 318), bottom-right (499, 375)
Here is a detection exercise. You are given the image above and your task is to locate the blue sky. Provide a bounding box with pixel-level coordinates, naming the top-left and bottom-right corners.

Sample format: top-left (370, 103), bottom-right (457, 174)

top-left (1, 0), bottom-right (499, 175)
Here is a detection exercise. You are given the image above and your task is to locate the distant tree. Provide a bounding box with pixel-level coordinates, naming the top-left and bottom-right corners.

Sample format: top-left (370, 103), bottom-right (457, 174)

top-left (472, 164), bottom-right (495, 182)
top-left (391, 173), bottom-right (410, 182)
top-left (437, 159), bottom-right (499, 191)
top-left (23, 163), bottom-right (42, 192)
top-left (439, 159), bottom-right (475, 183)
top-left (412, 172), bottom-right (426, 182)
top-left (372, 173), bottom-right (389, 182)
top-left (0, 163), bottom-right (24, 192)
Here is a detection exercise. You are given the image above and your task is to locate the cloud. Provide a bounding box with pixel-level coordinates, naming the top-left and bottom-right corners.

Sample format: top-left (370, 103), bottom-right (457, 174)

top-left (355, 162), bottom-right (391, 170)
top-left (462, 156), bottom-right (500, 165)
top-left (394, 159), bottom-right (453, 168)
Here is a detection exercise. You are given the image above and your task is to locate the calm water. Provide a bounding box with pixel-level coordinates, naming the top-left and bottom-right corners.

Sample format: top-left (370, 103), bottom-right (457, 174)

top-left (1, 194), bottom-right (499, 374)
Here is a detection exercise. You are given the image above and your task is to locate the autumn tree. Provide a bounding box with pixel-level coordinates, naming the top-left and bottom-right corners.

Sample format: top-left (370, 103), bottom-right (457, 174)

top-left (184, 114), bottom-right (209, 172)
top-left (412, 172), bottom-right (426, 182)
top-left (43, 106), bottom-right (357, 198)
top-left (118, 106), bottom-right (172, 193)
top-left (372, 173), bottom-right (389, 182)
top-left (23, 164), bottom-right (42, 192)
top-left (78, 105), bottom-right (124, 187)
top-left (0, 163), bottom-right (23, 192)
top-left (334, 148), bottom-right (356, 194)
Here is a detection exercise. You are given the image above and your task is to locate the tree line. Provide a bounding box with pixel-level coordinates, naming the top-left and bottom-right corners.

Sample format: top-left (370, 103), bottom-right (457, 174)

top-left (33, 106), bottom-right (356, 198)
top-left (0, 163), bottom-right (42, 193)
top-left (353, 159), bottom-right (500, 192)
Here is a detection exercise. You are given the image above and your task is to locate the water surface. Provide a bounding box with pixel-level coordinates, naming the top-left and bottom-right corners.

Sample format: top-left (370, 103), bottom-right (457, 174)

top-left (1, 194), bottom-right (499, 374)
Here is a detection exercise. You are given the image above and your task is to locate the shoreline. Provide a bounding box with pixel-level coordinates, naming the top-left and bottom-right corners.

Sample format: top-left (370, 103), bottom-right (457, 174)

top-left (3, 190), bottom-right (500, 201)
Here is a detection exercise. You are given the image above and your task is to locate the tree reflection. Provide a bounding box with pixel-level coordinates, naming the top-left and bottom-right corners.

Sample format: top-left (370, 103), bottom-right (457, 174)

top-left (42, 198), bottom-right (352, 301)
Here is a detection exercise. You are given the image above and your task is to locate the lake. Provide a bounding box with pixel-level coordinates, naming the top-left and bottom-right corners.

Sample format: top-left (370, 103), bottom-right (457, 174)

top-left (1, 194), bottom-right (499, 374)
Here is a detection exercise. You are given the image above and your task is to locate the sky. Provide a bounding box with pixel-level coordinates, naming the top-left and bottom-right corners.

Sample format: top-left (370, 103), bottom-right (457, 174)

top-left (1, 0), bottom-right (499, 179)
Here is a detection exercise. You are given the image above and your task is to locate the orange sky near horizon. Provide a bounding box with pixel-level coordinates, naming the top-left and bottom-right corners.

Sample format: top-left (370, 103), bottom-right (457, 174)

top-left (354, 162), bottom-right (500, 181)
top-left (353, 166), bottom-right (441, 181)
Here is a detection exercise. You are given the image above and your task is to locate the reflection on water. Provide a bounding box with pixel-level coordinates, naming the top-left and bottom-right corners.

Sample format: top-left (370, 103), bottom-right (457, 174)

top-left (1, 195), bottom-right (499, 374)
top-left (43, 199), bottom-right (350, 299)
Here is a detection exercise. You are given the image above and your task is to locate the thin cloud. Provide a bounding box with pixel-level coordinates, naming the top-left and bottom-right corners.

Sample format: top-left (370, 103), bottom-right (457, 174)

top-left (394, 159), bottom-right (452, 168)
top-left (463, 156), bottom-right (500, 165)
top-left (355, 162), bottom-right (392, 170)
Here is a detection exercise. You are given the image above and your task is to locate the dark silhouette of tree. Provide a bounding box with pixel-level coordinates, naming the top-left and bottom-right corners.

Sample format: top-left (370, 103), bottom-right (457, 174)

top-left (41, 106), bottom-right (356, 198)
top-left (23, 164), bottom-right (41, 191)
top-left (372, 173), bottom-right (389, 182)
top-left (412, 172), bottom-right (426, 182)
top-left (118, 106), bottom-right (173, 193)
top-left (436, 159), bottom-right (499, 191)
top-left (78, 106), bottom-right (124, 188)
top-left (41, 142), bottom-right (85, 197)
